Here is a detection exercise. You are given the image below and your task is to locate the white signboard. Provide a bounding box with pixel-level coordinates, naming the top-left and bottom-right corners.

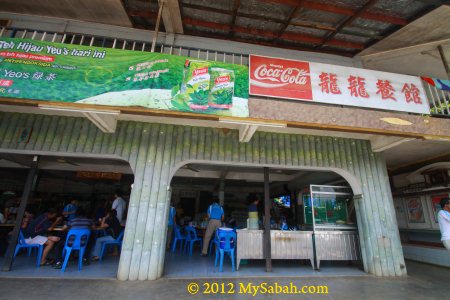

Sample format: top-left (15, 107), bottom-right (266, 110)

top-left (249, 55), bottom-right (430, 114)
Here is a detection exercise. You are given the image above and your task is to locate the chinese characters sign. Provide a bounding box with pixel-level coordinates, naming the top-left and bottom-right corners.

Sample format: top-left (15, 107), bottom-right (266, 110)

top-left (0, 38), bottom-right (249, 117)
top-left (250, 55), bottom-right (430, 114)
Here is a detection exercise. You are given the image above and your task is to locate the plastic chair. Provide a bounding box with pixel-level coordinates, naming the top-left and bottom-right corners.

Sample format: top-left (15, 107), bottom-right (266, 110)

top-left (61, 229), bottom-right (91, 272)
top-left (14, 231), bottom-right (43, 267)
top-left (99, 230), bottom-right (124, 261)
top-left (183, 226), bottom-right (202, 256)
top-left (214, 231), bottom-right (236, 272)
top-left (171, 225), bottom-right (186, 252)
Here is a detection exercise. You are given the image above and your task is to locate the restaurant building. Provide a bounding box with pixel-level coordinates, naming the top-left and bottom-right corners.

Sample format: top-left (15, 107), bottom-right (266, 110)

top-left (0, 1), bottom-right (449, 280)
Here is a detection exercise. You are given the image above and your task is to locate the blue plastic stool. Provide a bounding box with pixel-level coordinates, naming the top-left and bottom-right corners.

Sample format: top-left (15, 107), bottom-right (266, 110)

top-left (14, 230), bottom-right (44, 267)
top-left (61, 229), bottom-right (91, 272)
top-left (184, 226), bottom-right (202, 256)
top-left (99, 230), bottom-right (124, 261)
top-left (214, 230), bottom-right (236, 272)
top-left (171, 225), bottom-right (186, 252)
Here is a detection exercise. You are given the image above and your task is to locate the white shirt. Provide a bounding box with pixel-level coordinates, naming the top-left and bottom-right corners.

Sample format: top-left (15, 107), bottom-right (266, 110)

top-left (438, 210), bottom-right (450, 241)
top-left (0, 212), bottom-right (5, 224)
top-left (112, 197), bottom-right (126, 225)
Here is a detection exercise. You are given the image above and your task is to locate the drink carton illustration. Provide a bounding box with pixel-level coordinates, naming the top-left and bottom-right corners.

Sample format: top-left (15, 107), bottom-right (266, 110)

top-left (208, 68), bottom-right (234, 109)
top-left (180, 60), bottom-right (211, 110)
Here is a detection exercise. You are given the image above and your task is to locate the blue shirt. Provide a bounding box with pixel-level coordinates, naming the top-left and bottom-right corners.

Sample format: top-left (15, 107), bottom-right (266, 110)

top-left (168, 206), bottom-right (176, 226)
top-left (208, 203), bottom-right (224, 220)
top-left (248, 203), bottom-right (258, 212)
top-left (63, 203), bottom-right (77, 221)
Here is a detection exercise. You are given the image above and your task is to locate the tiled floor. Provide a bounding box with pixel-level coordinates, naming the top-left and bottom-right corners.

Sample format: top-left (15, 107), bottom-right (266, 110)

top-left (1, 249), bottom-right (366, 280)
top-left (0, 254), bottom-right (119, 279)
top-left (163, 250), bottom-right (367, 279)
top-left (0, 261), bottom-right (448, 300)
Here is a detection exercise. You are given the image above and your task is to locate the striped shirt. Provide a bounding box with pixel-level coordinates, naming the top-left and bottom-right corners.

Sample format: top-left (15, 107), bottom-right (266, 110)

top-left (68, 217), bottom-right (93, 229)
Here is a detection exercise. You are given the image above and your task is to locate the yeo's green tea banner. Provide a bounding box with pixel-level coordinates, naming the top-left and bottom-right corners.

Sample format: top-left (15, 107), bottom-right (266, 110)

top-left (0, 38), bottom-right (249, 117)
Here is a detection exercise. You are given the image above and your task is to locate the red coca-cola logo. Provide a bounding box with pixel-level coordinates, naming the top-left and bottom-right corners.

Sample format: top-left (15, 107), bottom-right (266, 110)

top-left (250, 55), bottom-right (313, 101)
top-left (192, 67), bottom-right (208, 77)
top-left (254, 64), bottom-right (309, 85)
top-left (214, 75), bottom-right (230, 85)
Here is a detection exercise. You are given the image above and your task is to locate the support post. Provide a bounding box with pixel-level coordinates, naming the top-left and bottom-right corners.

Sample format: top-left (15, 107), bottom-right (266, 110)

top-left (263, 167), bottom-right (272, 272)
top-left (151, 1), bottom-right (165, 53)
top-left (2, 155), bottom-right (39, 271)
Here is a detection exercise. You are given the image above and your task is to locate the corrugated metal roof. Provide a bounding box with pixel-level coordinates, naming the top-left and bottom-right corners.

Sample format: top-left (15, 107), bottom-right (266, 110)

top-left (124, 0), bottom-right (443, 57)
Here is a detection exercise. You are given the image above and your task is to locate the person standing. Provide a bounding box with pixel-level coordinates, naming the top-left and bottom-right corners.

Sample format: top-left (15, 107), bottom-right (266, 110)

top-left (166, 203), bottom-right (176, 250)
top-left (438, 197), bottom-right (450, 253)
top-left (201, 198), bottom-right (224, 256)
top-left (112, 189), bottom-right (126, 226)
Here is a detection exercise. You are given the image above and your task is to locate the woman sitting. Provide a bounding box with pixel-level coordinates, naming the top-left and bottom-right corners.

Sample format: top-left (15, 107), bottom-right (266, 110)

top-left (91, 209), bottom-right (121, 261)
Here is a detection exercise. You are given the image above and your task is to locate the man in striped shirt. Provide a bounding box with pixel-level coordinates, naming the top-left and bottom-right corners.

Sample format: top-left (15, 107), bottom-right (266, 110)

top-left (51, 207), bottom-right (95, 269)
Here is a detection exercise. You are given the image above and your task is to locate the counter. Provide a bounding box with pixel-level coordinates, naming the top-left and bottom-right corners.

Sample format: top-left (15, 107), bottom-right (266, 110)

top-left (314, 230), bottom-right (360, 270)
top-left (236, 229), bottom-right (314, 270)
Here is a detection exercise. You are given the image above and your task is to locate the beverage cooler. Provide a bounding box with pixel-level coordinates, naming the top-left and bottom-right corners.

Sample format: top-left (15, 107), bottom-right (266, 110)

top-left (304, 185), bottom-right (361, 270)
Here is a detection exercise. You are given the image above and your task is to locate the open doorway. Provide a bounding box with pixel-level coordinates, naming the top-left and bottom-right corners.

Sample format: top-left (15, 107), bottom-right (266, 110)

top-left (0, 153), bottom-right (133, 279)
top-left (164, 163), bottom-right (365, 278)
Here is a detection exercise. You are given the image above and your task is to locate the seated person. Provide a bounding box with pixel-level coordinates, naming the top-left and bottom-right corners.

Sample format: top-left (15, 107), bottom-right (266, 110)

top-left (91, 209), bottom-right (121, 261)
top-left (0, 209), bottom-right (5, 224)
top-left (51, 207), bottom-right (95, 269)
top-left (23, 209), bottom-right (61, 266)
top-left (21, 210), bottom-right (34, 229)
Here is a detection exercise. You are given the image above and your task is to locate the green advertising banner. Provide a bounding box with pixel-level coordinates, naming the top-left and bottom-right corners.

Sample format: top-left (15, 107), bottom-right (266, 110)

top-left (0, 38), bottom-right (249, 117)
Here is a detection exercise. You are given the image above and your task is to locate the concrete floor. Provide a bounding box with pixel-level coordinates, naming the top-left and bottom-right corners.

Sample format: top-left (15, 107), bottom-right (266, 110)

top-left (164, 251), bottom-right (366, 278)
top-left (0, 260), bottom-right (448, 300)
top-left (0, 255), bottom-right (119, 279)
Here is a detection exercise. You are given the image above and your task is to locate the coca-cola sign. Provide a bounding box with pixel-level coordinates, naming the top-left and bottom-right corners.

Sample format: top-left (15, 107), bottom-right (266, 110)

top-left (249, 55), bottom-right (313, 101)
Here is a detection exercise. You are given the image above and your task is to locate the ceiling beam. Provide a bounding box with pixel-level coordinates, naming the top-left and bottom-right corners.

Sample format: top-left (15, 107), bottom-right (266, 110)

top-left (319, 0), bottom-right (379, 48)
top-left (370, 136), bottom-right (414, 152)
top-left (239, 125), bottom-right (258, 142)
top-left (229, 0), bottom-right (241, 37)
top-left (275, 0), bottom-right (304, 41)
top-left (161, 0), bottom-right (184, 34)
top-left (82, 112), bottom-right (117, 133)
top-left (127, 9), bottom-right (157, 19)
top-left (183, 17), bottom-right (364, 49)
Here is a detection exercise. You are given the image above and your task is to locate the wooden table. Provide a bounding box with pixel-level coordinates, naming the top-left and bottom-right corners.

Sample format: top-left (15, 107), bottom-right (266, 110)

top-left (0, 224), bottom-right (15, 227)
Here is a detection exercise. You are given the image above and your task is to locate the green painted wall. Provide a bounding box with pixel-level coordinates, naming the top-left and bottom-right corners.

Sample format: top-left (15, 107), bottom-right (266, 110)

top-left (0, 112), bottom-right (406, 279)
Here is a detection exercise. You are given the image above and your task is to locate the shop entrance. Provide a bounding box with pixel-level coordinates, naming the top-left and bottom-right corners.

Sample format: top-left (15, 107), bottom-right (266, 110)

top-left (163, 163), bottom-right (365, 278)
top-left (0, 153), bottom-right (134, 279)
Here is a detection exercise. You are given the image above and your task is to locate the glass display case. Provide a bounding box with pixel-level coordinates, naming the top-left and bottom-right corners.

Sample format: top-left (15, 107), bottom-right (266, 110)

top-left (303, 185), bottom-right (355, 230)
